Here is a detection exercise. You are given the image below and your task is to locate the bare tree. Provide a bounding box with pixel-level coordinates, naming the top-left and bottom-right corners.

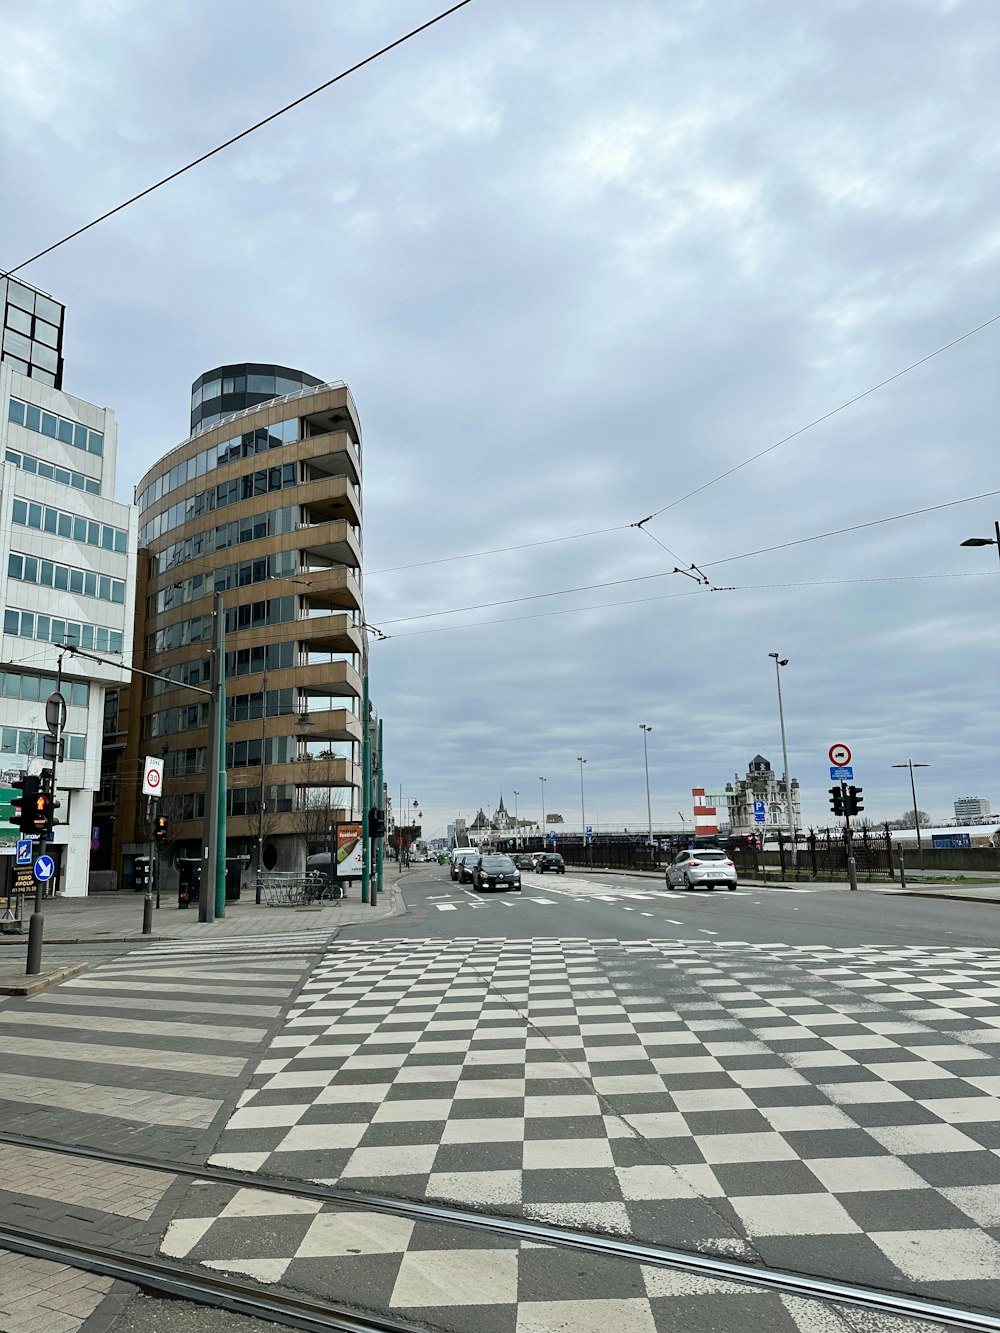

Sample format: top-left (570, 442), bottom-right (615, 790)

top-left (891, 809), bottom-right (932, 829)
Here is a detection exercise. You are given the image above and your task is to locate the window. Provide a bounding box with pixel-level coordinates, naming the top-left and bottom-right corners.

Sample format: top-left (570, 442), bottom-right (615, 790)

top-left (7, 398), bottom-right (104, 458)
top-left (10, 501), bottom-right (126, 553)
top-left (7, 552), bottom-right (124, 604)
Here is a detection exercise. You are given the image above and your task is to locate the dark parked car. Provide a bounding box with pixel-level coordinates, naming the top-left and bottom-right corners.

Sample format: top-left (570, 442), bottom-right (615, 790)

top-left (514, 853), bottom-right (536, 870)
top-left (535, 852), bottom-right (565, 874)
top-left (471, 854), bottom-right (521, 892)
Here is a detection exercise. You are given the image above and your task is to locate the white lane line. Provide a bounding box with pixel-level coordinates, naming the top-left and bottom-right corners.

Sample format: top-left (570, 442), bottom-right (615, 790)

top-left (699, 929), bottom-right (717, 935)
top-left (532, 898), bottom-right (554, 905)
top-left (622, 907), bottom-right (634, 912)
top-left (640, 912), bottom-right (653, 917)
top-left (667, 919), bottom-right (683, 925)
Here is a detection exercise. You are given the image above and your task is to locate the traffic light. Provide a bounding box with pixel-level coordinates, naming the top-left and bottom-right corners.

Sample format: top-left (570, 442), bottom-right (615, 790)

top-left (829, 784), bottom-right (845, 817)
top-left (846, 786), bottom-right (864, 816)
top-left (154, 815), bottom-right (169, 842)
top-left (37, 768), bottom-right (59, 839)
top-left (12, 774), bottom-right (40, 835)
top-left (368, 808), bottom-right (386, 839)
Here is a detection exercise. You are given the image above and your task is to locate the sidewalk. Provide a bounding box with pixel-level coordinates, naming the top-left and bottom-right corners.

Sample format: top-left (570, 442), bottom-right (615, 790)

top-left (0, 870), bottom-right (408, 994)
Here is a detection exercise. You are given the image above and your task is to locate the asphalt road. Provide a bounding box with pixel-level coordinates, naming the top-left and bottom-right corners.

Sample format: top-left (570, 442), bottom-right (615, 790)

top-left (349, 860), bottom-right (1000, 949)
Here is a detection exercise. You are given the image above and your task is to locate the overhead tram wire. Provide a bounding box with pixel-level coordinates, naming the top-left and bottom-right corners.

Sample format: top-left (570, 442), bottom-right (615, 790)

top-left (642, 311), bottom-right (1000, 520)
top-left (366, 484), bottom-right (1000, 628)
top-left (360, 311), bottom-right (1000, 581)
top-left (0, 0), bottom-right (475, 280)
top-left (379, 569), bottom-right (998, 641)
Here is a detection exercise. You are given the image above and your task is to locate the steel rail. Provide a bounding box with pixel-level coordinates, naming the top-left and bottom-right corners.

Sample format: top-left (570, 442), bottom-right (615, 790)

top-left (0, 1220), bottom-right (424, 1333)
top-left (0, 1130), bottom-right (996, 1330)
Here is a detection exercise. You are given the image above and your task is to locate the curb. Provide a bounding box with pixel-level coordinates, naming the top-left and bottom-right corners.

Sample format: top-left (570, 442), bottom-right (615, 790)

top-left (0, 961), bottom-right (89, 995)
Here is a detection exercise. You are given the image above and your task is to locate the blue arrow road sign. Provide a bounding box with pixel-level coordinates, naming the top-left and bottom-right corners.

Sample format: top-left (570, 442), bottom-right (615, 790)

top-left (830, 765), bottom-right (854, 781)
top-left (753, 800), bottom-right (766, 823)
top-left (585, 825), bottom-right (593, 836)
top-left (16, 839), bottom-right (32, 865)
top-left (33, 854), bottom-right (55, 883)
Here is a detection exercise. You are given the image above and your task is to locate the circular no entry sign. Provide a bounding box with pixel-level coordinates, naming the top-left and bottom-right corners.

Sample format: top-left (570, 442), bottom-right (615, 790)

top-left (828, 743), bottom-right (852, 767)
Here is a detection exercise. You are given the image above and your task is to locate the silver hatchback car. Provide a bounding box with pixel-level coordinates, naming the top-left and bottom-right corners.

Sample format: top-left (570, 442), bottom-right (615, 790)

top-left (666, 847), bottom-right (737, 891)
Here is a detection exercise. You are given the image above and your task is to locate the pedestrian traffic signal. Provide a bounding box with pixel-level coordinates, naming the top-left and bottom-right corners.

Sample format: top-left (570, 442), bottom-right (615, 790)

top-left (368, 808), bottom-right (387, 839)
top-left (829, 784), bottom-right (845, 817)
top-left (846, 786), bottom-right (864, 816)
top-left (154, 816), bottom-right (169, 842)
top-left (12, 774), bottom-right (41, 835)
top-left (32, 791), bottom-right (54, 839)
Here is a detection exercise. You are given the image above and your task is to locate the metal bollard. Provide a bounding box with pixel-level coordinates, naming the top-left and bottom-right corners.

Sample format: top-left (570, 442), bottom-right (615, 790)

top-left (898, 845), bottom-right (906, 890)
top-left (847, 854), bottom-right (859, 892)
top-left (142, 893), bottom-right (153, 935)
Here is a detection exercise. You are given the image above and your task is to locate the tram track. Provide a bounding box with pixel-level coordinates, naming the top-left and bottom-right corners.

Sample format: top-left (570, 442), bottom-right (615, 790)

top-left (0, 1129), bottom-right (998, 1331)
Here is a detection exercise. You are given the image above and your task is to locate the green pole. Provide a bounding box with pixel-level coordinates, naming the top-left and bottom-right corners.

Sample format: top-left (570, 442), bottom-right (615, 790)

top-left (215, 614), bottom-right (227, 919)
top-left (361, 671), bottom-right (370, 904)
top-left (376, 718), bottom-right (384, 901)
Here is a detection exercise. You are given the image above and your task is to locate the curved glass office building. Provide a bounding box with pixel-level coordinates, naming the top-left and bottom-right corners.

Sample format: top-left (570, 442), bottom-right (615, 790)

top-left (134, 367), bottom-right (364, 873)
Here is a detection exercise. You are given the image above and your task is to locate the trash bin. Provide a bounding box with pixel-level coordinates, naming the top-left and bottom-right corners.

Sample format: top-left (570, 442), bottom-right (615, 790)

top-left (178, 859), bottom-right (200, 909)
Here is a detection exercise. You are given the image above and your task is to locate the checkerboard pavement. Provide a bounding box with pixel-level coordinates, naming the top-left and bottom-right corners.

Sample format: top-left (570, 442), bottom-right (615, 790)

top-left (162, 936), bottom-right (1000, 1331)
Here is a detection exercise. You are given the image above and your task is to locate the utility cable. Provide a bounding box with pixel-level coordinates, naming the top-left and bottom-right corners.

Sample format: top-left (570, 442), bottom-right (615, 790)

top-left (1, 0), bottom-right (474, 279)
top-left (643, 312), bottom-right (1000, 519)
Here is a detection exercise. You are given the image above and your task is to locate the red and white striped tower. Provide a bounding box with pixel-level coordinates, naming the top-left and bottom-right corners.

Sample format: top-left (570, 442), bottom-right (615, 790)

top-left (691, 789), bottom-right (718, 838)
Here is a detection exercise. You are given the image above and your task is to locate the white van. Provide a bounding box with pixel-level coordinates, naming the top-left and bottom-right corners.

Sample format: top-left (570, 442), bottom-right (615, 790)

top-left (450, 847), bottom-right (479, 883)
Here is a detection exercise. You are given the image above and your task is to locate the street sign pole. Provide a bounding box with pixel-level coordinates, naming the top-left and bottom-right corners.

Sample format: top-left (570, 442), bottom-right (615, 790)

top-left (843, 780), bottom-right (858, 891)
top-left (27, 657), bottom-right (66, 975)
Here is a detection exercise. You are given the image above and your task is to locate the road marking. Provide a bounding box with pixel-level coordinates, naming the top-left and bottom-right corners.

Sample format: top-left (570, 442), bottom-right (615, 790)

top-left (640, 912), bottom-right (653, 917)
top-left (667, 919), bottom-right (683, 925)
top-left (435, 904), bottom-right (458, 912)
top-left (699, 929), bottom-right (717, 935)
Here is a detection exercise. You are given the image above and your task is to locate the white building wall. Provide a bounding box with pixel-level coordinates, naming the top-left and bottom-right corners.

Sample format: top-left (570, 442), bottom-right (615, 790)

top-left (0, 364), bottom-right (137, 896)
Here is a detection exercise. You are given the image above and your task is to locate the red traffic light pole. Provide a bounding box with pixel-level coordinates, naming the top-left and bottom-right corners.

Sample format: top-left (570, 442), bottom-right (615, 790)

top-left (26, 657), bottom-right (66, 975)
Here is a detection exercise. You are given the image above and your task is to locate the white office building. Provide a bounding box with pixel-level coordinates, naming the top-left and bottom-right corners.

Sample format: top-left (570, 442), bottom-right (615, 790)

top-left (0, 277), bottom-right (137, 896)
top-left (955, 796), bottom-right (991, 825)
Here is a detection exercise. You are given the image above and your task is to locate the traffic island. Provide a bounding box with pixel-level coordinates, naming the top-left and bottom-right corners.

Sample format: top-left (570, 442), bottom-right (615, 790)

top-left (0, 959), bottom-right (88, 995)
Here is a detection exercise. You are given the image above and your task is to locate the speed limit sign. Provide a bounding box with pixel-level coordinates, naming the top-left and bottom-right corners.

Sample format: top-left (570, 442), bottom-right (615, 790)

top-left (142, 755), bottom-right (164, 795)
top-left (828, 743), bottom-right (852, 767)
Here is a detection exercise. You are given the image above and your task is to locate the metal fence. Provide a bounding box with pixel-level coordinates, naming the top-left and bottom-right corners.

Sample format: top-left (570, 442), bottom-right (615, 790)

top-left (729, 826), bottom-right (896, 881)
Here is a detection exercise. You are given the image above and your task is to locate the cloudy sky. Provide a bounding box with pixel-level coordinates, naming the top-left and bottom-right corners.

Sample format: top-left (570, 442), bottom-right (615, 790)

top-left (3, 0), bottom-right (999, 839)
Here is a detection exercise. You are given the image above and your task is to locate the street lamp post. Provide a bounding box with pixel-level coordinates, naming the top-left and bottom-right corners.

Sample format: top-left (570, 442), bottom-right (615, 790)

top-left (639, 725), bottom-right (653, 855)
top-left (768, 653), bottom-right (797, 868)
top-left (891, 761), bottom-right (930, 870)
top-left (960, 520), bottom-right (1000, 566)
top-left (577, 757), bottom-right (587, 849)
top-left (539, 777), bottom-right (546, 849)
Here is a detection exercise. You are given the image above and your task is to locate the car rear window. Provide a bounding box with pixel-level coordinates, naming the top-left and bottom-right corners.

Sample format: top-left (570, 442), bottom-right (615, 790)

top-left (694, 850), bottom-right (726, 859)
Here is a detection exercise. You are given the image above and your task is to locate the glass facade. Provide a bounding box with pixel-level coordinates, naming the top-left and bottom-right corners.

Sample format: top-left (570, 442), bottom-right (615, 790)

top-left (150, 506), bottom-right (300, 575)
top-left (189, 363), bottom-right (321, 435)
top-left (136, 417), bottom-right (299, 513)
top-left (138, 461), bottom-right (297, 544)
top-left (0, 671), bottom-right (88, 707)
top-left (1, 727), bottom-right (85, 760)
top-left (149, 549), bottom-right (298, 615)
top-left (0, 279), bottom-right (65, 388)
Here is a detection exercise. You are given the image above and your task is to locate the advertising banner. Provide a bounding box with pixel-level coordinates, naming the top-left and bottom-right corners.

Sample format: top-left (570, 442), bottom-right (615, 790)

top-left (335, 822), bottom-right (364, 877)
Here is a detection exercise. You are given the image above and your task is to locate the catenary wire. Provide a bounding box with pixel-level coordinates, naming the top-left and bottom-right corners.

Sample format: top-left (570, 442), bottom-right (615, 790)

top-left (371, 486), bottom-right (1000, 625)
top-left (644, 312), bottom-right (1000, 518)
top-left (701, 486), bottom-right (1000, 570)
top-left (360, 313), bottom-right (1000, 579)
top-left (379, 570), bottom-right (998, 640)
top-left (0, 0), bottom-right (475, 279)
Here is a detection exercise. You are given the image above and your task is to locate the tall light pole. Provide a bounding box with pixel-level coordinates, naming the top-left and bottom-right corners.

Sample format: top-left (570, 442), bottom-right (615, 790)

top-left (513, 790), bottom-right (519, 848)
top-left (539, 776), bottom-right (546, 847)
top-left (768, 653), bottom-right (797, 868)
top-left (577, 757), bottom-right (587, 847)
top-left (639, 724), bottom-right (653, 854)
top-left (892, 761), bottom-right (930, 869)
